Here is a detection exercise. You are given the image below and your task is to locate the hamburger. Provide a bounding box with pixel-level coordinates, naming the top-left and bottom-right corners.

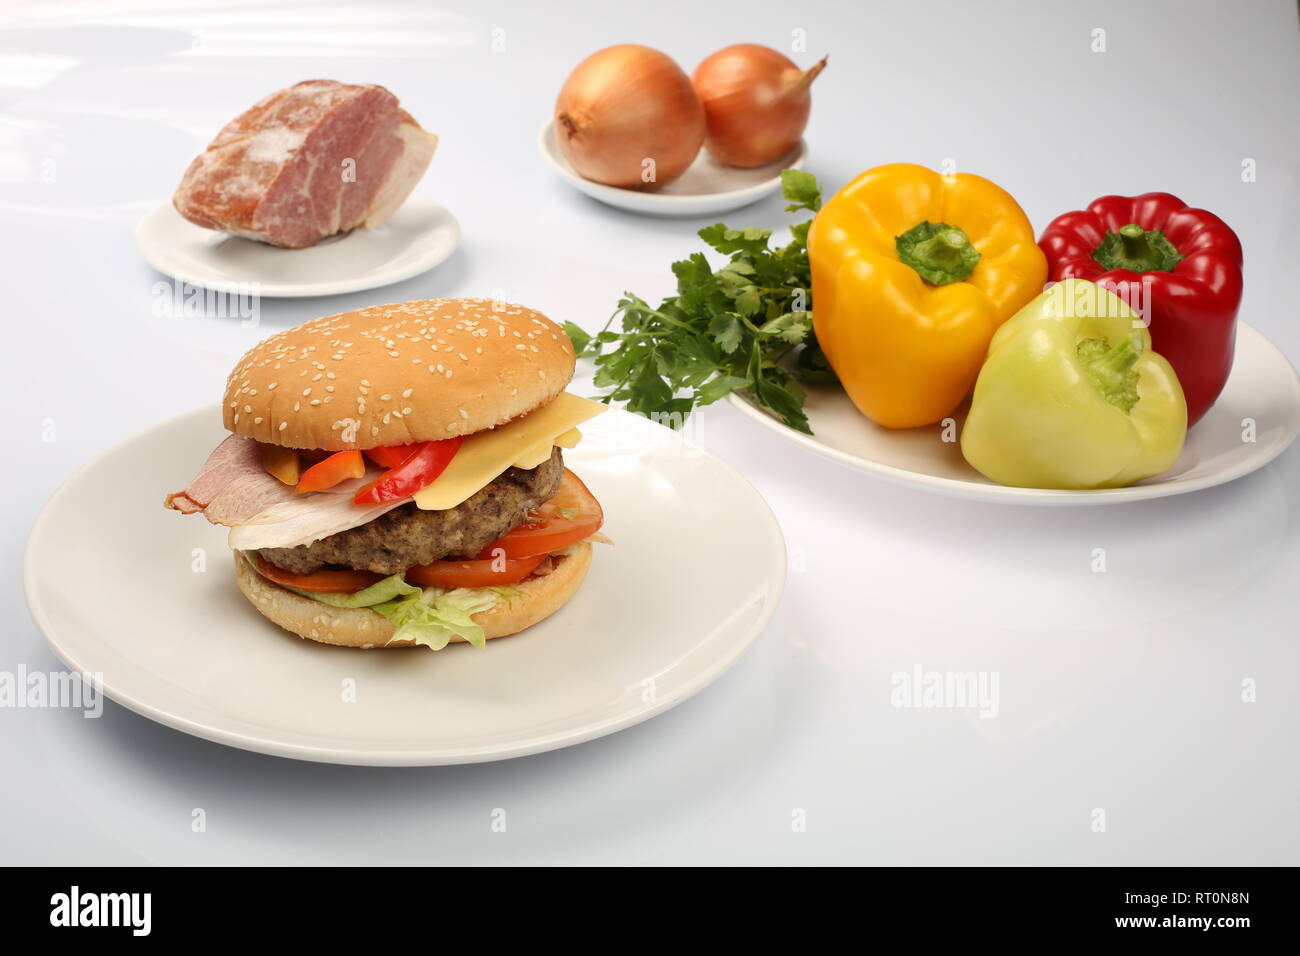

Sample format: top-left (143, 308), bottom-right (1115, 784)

top-left (166, 298), bottom-right (607, 650)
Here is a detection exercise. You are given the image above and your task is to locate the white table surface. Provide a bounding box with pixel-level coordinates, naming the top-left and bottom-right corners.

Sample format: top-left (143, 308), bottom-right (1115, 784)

top-left (3, 0), bottom-right (1297, 865)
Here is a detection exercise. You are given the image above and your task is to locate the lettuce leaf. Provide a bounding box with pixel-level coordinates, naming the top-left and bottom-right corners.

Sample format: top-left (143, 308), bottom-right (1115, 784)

top-left (242, 551), bottom-right (511, 652)
top-left (369, 586), bottom-right (503, 651)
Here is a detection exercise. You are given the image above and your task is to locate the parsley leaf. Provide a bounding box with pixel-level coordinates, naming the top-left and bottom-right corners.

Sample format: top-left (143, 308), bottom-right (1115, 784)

top-left (566, 173), bottom-right (834, 434)
top-left (781, 169), bottom-right (823, 213)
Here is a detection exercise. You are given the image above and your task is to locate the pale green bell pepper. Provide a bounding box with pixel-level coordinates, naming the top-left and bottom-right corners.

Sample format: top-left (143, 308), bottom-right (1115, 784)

top-left (961, 278), bottom-right (1188, 489)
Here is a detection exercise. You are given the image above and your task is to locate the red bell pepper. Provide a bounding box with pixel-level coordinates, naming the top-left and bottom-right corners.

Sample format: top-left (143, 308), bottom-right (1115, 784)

top-left (353, 437), bottom-right (463, 504)
top-left (364, 444), bottom-right (420, 469)
top-left (1038, 193), bottom-right (1243, 427)
top-left (296, 450), bottom-right (365, 493)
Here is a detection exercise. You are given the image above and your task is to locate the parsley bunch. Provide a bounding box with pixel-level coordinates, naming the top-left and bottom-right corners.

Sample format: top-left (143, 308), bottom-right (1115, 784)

top-left (564, 170), bottom-right (834, 434)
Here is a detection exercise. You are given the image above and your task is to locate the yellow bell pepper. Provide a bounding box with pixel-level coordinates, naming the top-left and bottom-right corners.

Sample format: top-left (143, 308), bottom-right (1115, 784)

top-left (808, 163), bottom-right (1047, 428)
top-left (960, 279), bottom-right (1187, 489)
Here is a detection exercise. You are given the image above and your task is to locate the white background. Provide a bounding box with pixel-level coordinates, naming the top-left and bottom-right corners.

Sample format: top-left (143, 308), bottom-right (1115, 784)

top-left (3, 0), bottom-right (1298, 864)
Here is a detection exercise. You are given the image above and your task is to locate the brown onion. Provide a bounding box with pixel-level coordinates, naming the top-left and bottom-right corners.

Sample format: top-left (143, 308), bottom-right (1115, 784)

top-left (555, 44), bottom-right (705, 189)
top-left (693, 44), bottom-right (826, 168)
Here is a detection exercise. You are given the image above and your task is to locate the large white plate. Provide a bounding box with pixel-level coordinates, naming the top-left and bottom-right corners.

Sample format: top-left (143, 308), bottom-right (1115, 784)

top-left (539, 120), bottom-right (806, 217)
top-left (24, 408), bottom-right (785, 765)
top-left (730, 323), bottom-right (1300, 505)
top-left (135, 194), bottom-right (460, 297)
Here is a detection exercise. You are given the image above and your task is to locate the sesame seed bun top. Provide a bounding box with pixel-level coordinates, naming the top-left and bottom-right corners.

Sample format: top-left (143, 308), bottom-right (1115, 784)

top-left (222, 298), bottom-right (576, 450)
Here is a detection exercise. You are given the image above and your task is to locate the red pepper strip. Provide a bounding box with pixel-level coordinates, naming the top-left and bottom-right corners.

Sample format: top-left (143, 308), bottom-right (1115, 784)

top-left (296, 450), bottom-right (365, 494)
top-left (365, 444), bottom-right (421, 469)
top-left (353, 437), bottom-right (463, 504)
top-left (1039, 193), bottom-right (1243, 427)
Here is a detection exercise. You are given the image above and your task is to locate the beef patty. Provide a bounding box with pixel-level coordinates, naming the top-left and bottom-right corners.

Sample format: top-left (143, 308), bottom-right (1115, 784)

top-left (260, 447), bottom-right (564, 575)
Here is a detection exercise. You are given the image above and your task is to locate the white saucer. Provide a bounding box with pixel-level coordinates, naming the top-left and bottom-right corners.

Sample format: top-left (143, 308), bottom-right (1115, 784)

top-left (135, 194), bottom-right (460, 297)
top-left (539, 120), bottom-right (806, 217)
top-left (24, 407), bottom-right (786, 765)
top-left (729, 323), bottom-right (1300, 505)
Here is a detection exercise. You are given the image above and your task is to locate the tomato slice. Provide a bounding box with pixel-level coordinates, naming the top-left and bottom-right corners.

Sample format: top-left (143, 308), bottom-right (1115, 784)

top-left (255, 555), bottom-right (383, 593)
top-left (406, 553), bottom-right (546, 589)
top-left (297, 450), bottom-right (365, 493)
top-left (354, 437), bottom-right (463, 504)
top-left (477, 469), bottom-right (602, 560)
top-left (365, 444), bottom-right (421, 469)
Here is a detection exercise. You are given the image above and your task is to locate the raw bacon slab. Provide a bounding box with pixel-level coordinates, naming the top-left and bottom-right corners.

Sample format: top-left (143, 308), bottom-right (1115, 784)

top-left (173, 80), bottom-right (437, 249)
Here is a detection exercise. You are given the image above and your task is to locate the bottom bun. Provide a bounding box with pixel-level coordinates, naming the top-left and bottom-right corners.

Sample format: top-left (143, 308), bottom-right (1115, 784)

top-left (234, 542), bottom-right (592, 649)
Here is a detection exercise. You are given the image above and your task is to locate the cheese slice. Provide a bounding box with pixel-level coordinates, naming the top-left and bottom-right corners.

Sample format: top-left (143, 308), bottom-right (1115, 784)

top-left (513, 426), bottom-right (584, 470)
top-left (413, 392), bottom-right (606, 510)
top-left (553, 427), bottom-right (583, 449)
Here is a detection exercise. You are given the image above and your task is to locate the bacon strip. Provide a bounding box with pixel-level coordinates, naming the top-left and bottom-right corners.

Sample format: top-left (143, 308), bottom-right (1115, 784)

top-left (164, 436), bottom-right (287, 526)
top-left (166, 435), bottom-right (408, 550)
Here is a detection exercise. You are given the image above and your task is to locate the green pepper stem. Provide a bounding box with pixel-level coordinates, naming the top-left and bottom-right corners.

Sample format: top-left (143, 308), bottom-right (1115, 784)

top-left (1092, 223), bottom-right (1184, 273)
top-left (1079, 333), bottom-right (1143, 413)
top-left (911, 229), bottom-right (969, 273)
top-left (1118, 223), bottom-right (1156, 265)
top-left (896, 221), bottom-right (981, 284)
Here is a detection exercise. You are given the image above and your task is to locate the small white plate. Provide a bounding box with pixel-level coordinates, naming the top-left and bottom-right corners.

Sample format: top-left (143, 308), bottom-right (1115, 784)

top-left (539, 120), bottom-right (806, 217)
top-left (24, 407), bottom-right (785, 766)
top-left (135, 194), bottom-right (460, 298)
top-left (729, 323), bottom-right (1300, 505)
